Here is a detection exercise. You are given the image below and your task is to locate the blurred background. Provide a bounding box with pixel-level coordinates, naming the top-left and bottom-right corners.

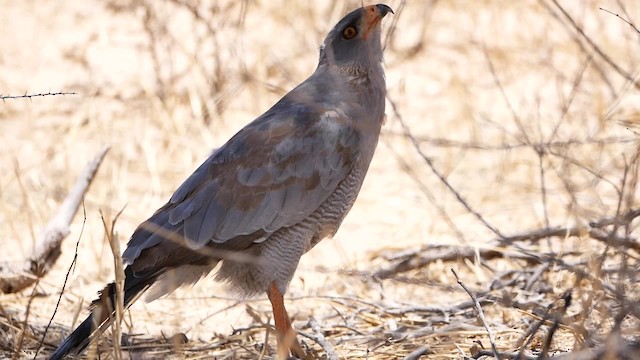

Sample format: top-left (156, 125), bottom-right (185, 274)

top-left (1, 0), bottom-right (640, 358)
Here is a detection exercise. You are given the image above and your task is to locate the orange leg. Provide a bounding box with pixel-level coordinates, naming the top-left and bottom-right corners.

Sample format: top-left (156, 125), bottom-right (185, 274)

top-left (267, 282), bottom-right (306, 359)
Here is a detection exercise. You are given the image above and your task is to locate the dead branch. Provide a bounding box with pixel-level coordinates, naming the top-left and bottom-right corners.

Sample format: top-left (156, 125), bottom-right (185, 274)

top-left (373, 205), bottom-right (640, 279)
top-left (499, 220), bottom-right (640, 252)
top-left (385, 296), bottom-right (495, 316)
top-left (374, 205), bottom-right (640, 279)
top-left (553, 337), bottom-right (640, 360)
top-left (470, 349), bottom-right (538, 360)
top-left (541, 291), bottom-right (572, 359)
top-left (305, 318), bottom-right (339, 360)
top-left (0, 145), bottom-right (110, 293)
top-left (374, 246), bottom-right (537, 279)
top-left (402, 346), bottom-right (430, 360)
top-left (452, 269), bottom-right (499, 360)
top-left (589, 208), bottom-right (640, 228)
top-left (515, 305), bottom-right (552, 352)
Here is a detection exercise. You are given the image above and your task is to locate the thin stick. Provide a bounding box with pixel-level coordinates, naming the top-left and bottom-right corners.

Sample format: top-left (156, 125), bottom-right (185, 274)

top-left (599, 7), bottom-right (640, 34)
top-left (101, 206), bottom-right (127, 360)
top-left (0, 91), bottom-right (76, 101)
top-left (402, 346), bottom-right (430, 360)
top-left (548, 0), bottom-right (640, 90)
top-left (451, 269), bottom-right (499, 360)
top-left (472, 349), bottom-right (539, 360)
top-left (309, 318), bottom-right (339, 360)
top-left (12, 279), bottom-right (40, 359)
top-left (386, 95), bottom-right (504, 239)
top-left (34, 203), bottom-right (88, 359)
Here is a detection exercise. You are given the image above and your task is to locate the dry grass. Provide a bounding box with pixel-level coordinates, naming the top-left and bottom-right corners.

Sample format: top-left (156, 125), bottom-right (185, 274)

top-left (1, 0), bottom-right (640, 359)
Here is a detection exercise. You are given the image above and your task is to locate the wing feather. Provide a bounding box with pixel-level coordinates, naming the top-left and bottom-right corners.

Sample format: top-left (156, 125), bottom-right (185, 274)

top-left (123, 99), bottom-right (360, 264)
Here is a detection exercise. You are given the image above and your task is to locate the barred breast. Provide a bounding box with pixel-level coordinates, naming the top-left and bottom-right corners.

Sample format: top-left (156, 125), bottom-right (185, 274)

top-left (215, 165), bottom-right (365, 297)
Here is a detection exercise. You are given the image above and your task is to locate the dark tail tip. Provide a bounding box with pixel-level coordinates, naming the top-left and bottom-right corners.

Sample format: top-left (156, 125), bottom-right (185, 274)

top-left (48, 315), bottom-right (94, 360)
top-left (49, 267), bottom-right (157, 359)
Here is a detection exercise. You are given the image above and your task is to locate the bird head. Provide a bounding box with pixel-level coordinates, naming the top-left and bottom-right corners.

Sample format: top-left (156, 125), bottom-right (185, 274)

top-left (319, 4), bottom-right (393, 75)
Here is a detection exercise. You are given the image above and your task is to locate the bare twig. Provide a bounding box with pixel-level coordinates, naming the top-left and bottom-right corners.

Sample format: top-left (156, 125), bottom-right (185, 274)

top-left (386, 95), bottom-right (504, 239)
top-left (12, 279), bottom-right (40, 359)
top-left (541, 291), bottom-right (572, 358)
top-left (381, 131), bottom-right (638, 151)
top-left (380, 138), bottom-right (465, 241)
top-left (589, 208), bottom-right (640, 228)
top-left (553, 338), bottom-right (640, 360)
top-left (0, 91), bottom-right (76, 101)
top-left (471, 349), bottom-right (538, 360)
top-left (386, 296), bottom-right (495, 316)
top-left (402, 345), bottom-right (430, 360)
top-left (483, 48), bottom-right (531, 145)
top-left (35, 204), bottom-right (88, 359)
top-left (536, 150), bottom-right (551, 250)
top-left (599, 7), bottom-right (640, 34)
top-left (500, 223), bottom-right (640, 252)
top-left (515, 304), bottom-right (552, 354)
top-left (451, 269), bottom-right (499, 360)
top-left (101, 206), bottom-right (127, 360)
top-left (0, 145), bottom-right (110, 293)
top-left (548, 0), bottom-right (640, 90)
top-left (374, 246), bottom-right (536, 279)
top-left (524, 263), bottom-right (550, 292)
top-left (306, 318), bottom-right (339, 360)
top-left (373, 204), bottom-right (640, 279)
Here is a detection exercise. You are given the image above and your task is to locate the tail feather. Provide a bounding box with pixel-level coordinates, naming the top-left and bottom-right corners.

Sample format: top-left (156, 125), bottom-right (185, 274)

top-left (48, 315), bottom-right (95, 360)
top-left (49, 267), bottom-right (159, 360)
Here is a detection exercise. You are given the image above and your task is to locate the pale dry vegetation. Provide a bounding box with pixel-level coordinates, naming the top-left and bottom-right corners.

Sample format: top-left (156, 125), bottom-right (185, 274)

top-left (1, 0), bottom-right (640, 359)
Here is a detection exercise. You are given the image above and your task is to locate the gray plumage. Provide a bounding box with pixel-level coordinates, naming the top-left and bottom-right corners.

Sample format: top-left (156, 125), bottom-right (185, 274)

top-left (50, 4), bottom-right (391, 359)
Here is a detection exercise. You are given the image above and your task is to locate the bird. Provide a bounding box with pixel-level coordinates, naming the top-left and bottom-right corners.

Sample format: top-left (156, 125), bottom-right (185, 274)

top-left (49, 3), bottom-right (392, 359)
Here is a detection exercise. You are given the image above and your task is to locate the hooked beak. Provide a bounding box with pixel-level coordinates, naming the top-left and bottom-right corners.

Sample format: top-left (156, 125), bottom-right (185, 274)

top-left (376, 4), bottom-right (394, 17)
top-left (362, 4), bottom-right (394, 39)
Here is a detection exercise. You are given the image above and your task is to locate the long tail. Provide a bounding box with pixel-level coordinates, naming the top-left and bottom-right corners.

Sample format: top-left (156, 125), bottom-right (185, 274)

top-left (48, 315), bottom-right (95, 360)
top-left (49, 266), bottom-right (158, 360)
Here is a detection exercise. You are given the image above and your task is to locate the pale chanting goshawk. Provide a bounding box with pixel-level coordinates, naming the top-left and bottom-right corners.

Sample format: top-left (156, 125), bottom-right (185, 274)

top-left (50, 4), bottom-right (392, 359)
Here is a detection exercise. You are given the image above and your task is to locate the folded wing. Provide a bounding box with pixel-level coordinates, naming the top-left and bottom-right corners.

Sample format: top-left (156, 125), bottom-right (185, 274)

top-left (122, 101), bottom-right (360, 269)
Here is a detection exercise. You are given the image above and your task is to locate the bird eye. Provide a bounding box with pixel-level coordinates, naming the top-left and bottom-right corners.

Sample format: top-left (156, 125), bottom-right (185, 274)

top-left (342, 25), bottom-right (357, 39)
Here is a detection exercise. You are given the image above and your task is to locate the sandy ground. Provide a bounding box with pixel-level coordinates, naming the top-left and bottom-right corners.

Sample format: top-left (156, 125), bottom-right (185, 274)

top-left (2, 0), bottom-right (640, 359)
